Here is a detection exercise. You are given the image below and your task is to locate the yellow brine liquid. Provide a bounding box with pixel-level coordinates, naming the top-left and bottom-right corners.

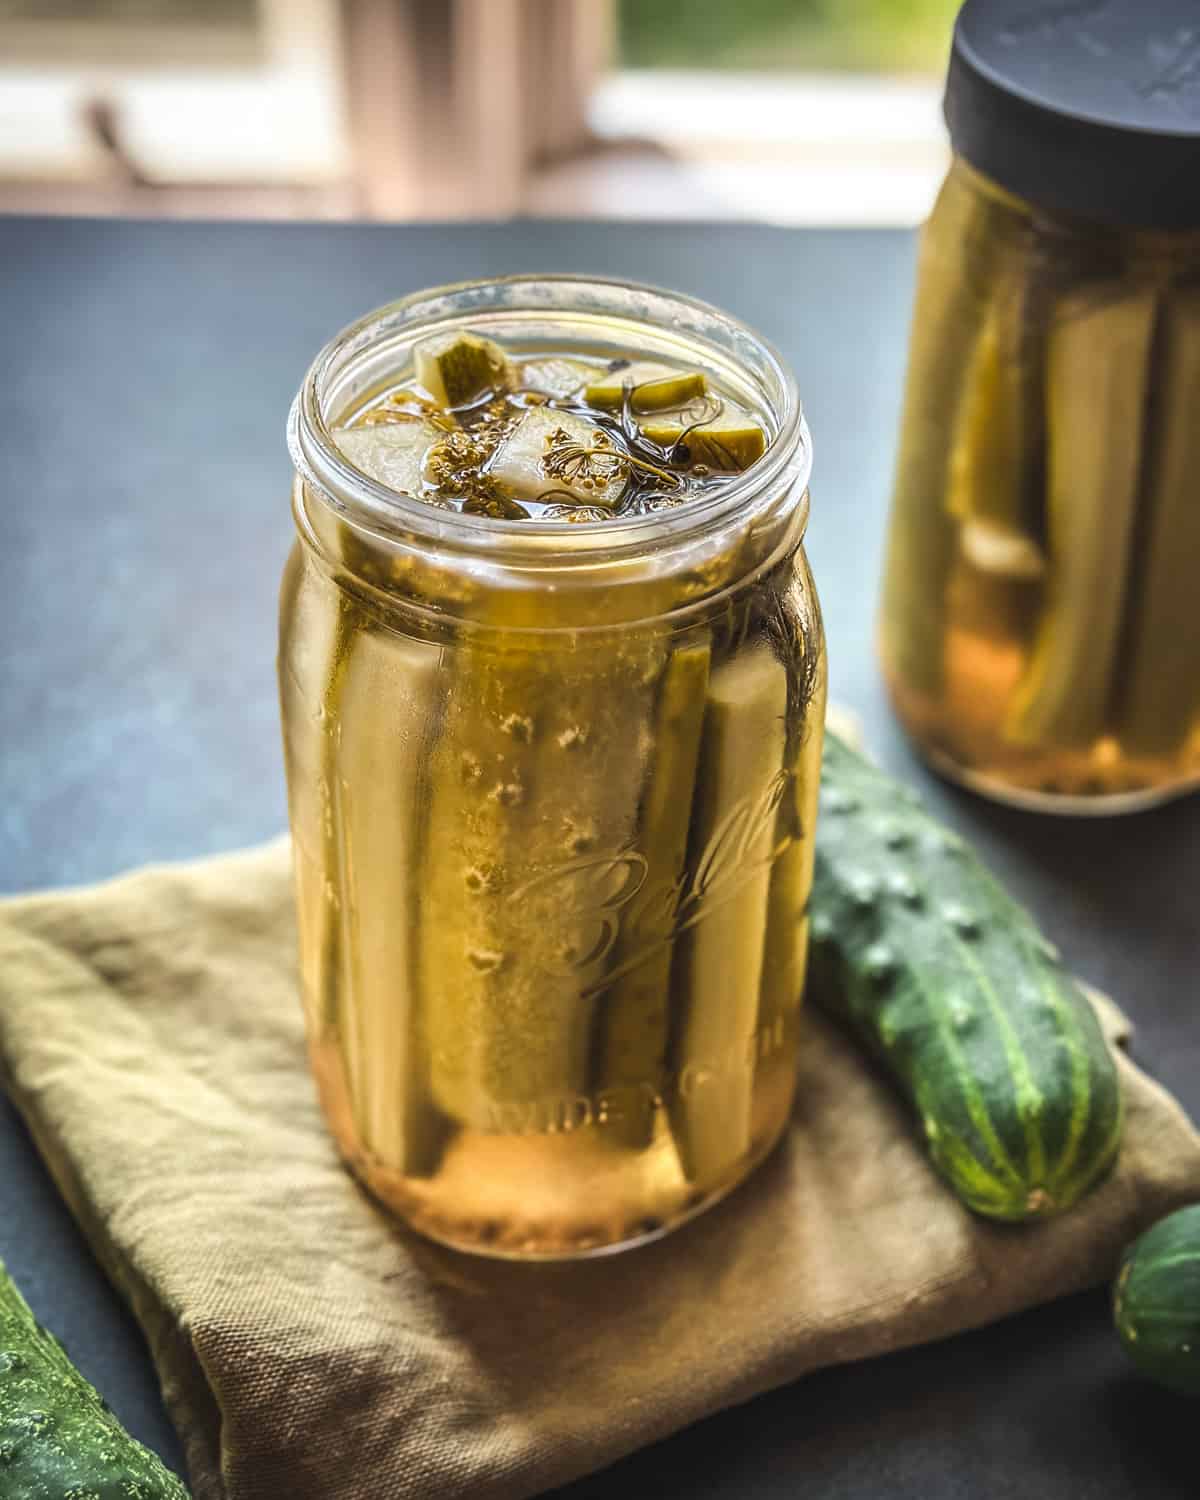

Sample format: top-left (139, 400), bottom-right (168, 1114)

top-left (280, 322), bottom-right (824, 1256)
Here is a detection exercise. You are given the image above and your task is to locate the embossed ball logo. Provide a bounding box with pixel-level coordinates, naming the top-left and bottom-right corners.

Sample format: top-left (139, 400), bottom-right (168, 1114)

top-left (507, 769), bottom-right (794, 988)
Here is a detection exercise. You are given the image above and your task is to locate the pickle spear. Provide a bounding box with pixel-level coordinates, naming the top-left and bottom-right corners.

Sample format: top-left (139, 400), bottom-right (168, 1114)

top-left (1007, 286), bottom-right (1158, 749)
top-left (333, 616), bottom-right (448, 1177)
top-left (668, 645), bottom-right (789, 1183)
top-left (756, 600), bottom-right (827, 1074)
top-left (420, 602), bottom-right (662, 1132)
top-left (278, 557), bottom-right (356, 1046)
top-left (591, 636), bottom-right (711, 1148)
top-left (880, 169), bottom-right (1020, 699)
top-left (1115, 286), bottom-right (1200, 758)
top-left (945, 257), bottom-right (1052, 548)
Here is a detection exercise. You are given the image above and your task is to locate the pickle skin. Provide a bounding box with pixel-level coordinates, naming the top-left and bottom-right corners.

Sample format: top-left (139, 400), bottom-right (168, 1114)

top-left (668, 645), bottom-right (789, 1184)
top-left (592, 637), bottom-right (712, 1149)
top-left (1007, 287), bottom-right (1158, 749)
top-left (413, 331), bottom-right (510, 407)
top-left (330, 616), bottom-right (449, 1178)
top-left (1115, 287), bottom-right (1200, 758)
top-left (585, 361), bottom-right (706, 414)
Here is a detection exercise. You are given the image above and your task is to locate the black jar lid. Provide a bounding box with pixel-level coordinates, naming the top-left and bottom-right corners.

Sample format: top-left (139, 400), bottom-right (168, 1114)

top-left (944, 0), bottom-right (1200, 230)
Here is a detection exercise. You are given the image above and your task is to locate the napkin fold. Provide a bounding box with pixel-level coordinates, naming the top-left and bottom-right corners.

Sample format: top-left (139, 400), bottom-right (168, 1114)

top-left (1, 836), bottom-right (1197, 1500)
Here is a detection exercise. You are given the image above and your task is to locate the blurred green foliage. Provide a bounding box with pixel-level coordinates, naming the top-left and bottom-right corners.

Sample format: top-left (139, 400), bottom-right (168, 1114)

top-left (618, 0), bottom-right (960, 74)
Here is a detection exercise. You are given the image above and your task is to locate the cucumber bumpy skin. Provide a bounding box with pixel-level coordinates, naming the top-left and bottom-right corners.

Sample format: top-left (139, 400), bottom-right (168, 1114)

top-left (0, 1261), bottom-right (190, 1499)
top-left (1114, 1204), bottom-right (1200, 1397)
top-left (810, 731), bottom-right (1123, 1221)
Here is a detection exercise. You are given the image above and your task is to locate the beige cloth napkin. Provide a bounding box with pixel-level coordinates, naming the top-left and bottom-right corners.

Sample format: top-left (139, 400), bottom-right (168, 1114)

top-left (1, 836), bottom-right (1198, 1500)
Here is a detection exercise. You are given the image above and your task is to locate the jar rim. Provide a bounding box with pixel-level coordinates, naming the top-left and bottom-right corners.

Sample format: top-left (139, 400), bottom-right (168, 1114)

top-left (288, 273), bottom-right (811, 569)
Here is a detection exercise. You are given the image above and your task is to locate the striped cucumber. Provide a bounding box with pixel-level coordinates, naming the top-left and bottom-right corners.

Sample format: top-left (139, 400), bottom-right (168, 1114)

top-left (810, 731), bottom-right (1123, 1221)
top-left (0, 1260), bottom-right (190, 1498)
top-left (1114, 1204), bottom-right (1200, 1397)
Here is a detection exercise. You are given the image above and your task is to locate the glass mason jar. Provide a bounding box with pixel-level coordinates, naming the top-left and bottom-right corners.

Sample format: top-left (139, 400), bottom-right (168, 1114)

top-left (280, 276), bottom-right (825, 1259)
top-left (879, 0), bottom-right (1200, 813)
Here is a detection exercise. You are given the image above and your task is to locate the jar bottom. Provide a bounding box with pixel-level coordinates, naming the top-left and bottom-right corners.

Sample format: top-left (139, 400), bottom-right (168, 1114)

top-left (311, 1041), bottom-right (799, 1260)
top-left (918, 741), bottom-right (1200, 817)
top-left (882, 660), bottom-right (1200, 816)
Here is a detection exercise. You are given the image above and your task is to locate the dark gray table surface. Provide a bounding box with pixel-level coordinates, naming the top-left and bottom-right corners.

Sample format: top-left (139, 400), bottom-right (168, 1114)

top-left (1, 215), bottom-right (1197, 1498)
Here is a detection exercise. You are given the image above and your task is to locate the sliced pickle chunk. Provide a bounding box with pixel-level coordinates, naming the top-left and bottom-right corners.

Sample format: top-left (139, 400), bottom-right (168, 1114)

top-left (484, 405), bottom-right (628, 508)
top-left (334, 420), bottom-right (444, 496)
top-left (519, 356), bottom-right (596, 400)
top-left (640, 411), bottom-right (767, 472)
top-left (585, 361), bottom-right (707, 414)
top-left (414, 330), bottom-right (511, 407)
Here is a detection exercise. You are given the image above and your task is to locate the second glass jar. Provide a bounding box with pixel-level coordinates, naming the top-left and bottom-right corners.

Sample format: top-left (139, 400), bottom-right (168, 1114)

top-left (881, 163), bottom-right (1200, 812)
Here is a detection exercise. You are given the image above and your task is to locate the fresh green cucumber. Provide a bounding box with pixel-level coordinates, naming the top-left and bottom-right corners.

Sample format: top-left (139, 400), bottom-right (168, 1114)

top-left (0, 1260), bottom-right (190, 1499)
top-left (810, 731), bottom-right (1123, 1221)
top-left (1114, 1204), bottom-right (1200, 1397)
